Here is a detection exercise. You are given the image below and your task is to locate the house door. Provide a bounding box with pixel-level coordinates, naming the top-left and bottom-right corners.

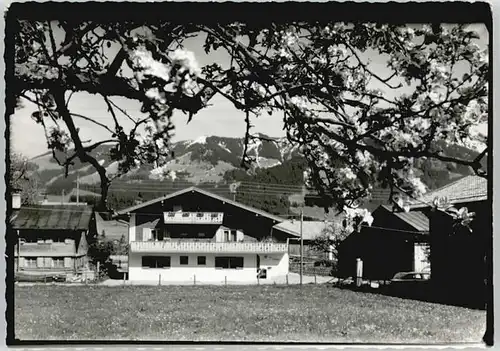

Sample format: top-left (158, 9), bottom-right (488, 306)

top-left (414, 243), bottom-right (430, 272)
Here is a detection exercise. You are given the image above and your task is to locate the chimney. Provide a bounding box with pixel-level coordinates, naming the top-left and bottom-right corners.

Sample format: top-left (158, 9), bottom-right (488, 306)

top-left (12, 192), bottom-right (21, 210)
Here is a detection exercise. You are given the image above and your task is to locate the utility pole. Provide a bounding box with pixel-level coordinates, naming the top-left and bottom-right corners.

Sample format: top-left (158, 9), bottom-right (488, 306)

top-left (230, 182), bottom-right (239, 202)
top-left (17, 230), bottom-right (20, 272)
top-left (300, 170), bottom-right (307, 286)
top-left (300, 208), bottom-right (304, 286)
top-left (76, 174), bottom-right (80, 204)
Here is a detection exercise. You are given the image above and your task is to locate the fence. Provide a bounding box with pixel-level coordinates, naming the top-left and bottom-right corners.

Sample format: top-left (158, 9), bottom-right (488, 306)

top-left (289, 262), bottom-right (333, 277)
top-left (107, 272), bottom-right (334, 286)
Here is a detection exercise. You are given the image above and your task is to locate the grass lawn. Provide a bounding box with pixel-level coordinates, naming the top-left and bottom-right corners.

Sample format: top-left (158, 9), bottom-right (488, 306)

top-left (15, 285), bottom-right (486, 343)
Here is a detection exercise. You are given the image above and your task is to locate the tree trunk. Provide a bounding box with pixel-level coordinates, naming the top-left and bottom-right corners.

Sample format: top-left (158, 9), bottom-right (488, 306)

top-left (53, 89), bottom-right (111, 211)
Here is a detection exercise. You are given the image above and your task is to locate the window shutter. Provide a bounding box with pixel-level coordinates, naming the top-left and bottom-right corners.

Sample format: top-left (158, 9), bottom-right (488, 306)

top-left (143, 228), bottom-right (152, 241)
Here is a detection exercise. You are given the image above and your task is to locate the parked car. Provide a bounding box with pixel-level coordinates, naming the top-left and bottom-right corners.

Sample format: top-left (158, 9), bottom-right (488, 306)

top-left (391, 271), bottom-right (430, 282)
top-left (389, 271), bottom-right (431, 296)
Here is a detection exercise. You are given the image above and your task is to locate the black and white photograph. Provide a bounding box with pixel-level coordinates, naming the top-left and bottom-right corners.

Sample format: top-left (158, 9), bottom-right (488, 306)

top-left (4, 1), bottom-right (493, 346)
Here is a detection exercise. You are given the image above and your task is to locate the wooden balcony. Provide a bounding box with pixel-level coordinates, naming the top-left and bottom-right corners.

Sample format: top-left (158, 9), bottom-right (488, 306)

top-left (130, 240), bottom-right (288, 254)
top-left (163, 212), bottom-right (224, 224)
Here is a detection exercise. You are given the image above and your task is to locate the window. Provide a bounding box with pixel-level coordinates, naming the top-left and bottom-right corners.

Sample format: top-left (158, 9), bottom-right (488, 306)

top-left (224, 230), bottom-right (229, 242)
top-left (197, 256), bottom-right (206, 265)
top-left (182, 213), bottom-right (190, 218)
top-left (215, 257), bottom-right (244, 269)
top-left (180, 256), bottom-right (189, 265)
top-left (198, 232), bottom-right (205, 238)
top-left (53, 258), bottom-right (64, 268)
top-left (25, 258), bottom-right (37, 268)
top-left (231, 230), bottom-right (237, 242)
top-left (196, 212), bottom-right (204, 218)
top-left (142, 256), bottom-right (171, 268)
top-left (142, 228), bottom-right (153, 241)
top-left (152, 229), bottom-right (164, 241)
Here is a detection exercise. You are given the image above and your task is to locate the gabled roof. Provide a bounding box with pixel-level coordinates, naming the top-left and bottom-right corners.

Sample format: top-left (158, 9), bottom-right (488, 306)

top-left (12, 205), bottom-right (93, 231)
top-left (380, 205), bottom-right (429, 233)
top-left (410, 175), bottom-right (487, 209)
top-left (273, 220), bottom-right (331, 240)
top-left (115, 186), bottom-right (286, 223)
top-left (96, 213), bottom-right (129, 241)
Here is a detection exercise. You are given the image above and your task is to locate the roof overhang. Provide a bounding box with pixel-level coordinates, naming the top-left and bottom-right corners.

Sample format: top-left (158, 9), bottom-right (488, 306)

top-left (115, 186), bottom-right (286, 223)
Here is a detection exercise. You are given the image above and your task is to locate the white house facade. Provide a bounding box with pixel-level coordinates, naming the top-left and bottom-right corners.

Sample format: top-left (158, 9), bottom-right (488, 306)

top-left (118, 187), bottom-right (295, 284)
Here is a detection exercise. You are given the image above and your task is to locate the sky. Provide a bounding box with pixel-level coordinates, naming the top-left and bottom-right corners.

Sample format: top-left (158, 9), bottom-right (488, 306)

top-left (10, 23), bottom-right (489, 158)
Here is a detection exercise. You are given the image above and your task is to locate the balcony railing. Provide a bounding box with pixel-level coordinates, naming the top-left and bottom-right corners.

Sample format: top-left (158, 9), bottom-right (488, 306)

top-left (164, 212), bottom-right (224, 224)
top-left (130, 240), bottom-right (288, 254)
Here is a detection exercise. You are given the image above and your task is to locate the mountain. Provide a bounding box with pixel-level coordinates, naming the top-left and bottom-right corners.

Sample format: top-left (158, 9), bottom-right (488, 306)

top-left (30, 135), bottom-right (301, 193)
top-left (30, 134), bottom-right (486, 209)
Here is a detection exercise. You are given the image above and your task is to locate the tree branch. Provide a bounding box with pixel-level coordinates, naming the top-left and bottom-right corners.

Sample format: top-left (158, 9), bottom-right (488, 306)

top-left (70, 113), bottom-right (114, 134)
top-left (345, 42), bottom-right (403, 89)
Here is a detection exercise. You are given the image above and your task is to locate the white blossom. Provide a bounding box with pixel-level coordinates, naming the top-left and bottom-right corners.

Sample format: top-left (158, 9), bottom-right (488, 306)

top-left (131, 47), bottom-right (170, 82)
top-left (168, 170), bottom-right (177, 181)
top-left (289, 96), bottom-right (309, 111)
top-left (281, 31), bottom-right (298, 47)
top-left (409, 117), bottom-right (431, 131)
top-left (155, 139), bottom-right (164, 149)
top-left (344, 207), bottom-right (374, 226)
top-left (338, 167), bottom-right (357, 180)
top-left (421, 24), bottom-right (433, 34)
top-left (251, 82), bottom-right (267, 98)
top-left (278, 48), bottom-right (292, 59)
top-left (145, 88), bottom-right (166, 104)
top-left (171, 48), bottom-right (201, 77)
top-left (328, 46), bottom-right (347, 58)
top-left (408, 175), bottom-right (427, 197)
top-left (429, 59), bottom-right (449, 81)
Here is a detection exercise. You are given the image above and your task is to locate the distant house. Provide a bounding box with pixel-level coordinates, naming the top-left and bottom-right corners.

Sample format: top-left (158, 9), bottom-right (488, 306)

top-left (272, 220), bottom-right (334, 259)
top-left (337, 205), bottom-right (430, 280)
top-left (96, 213), bottom-right (128, 242)
top-left (115, 187), bottom-right (296, 283)
top-left (96, 213), bottom-right (129, 278)
top-left (11, 197), bottom-right (96, 276)
top-left (37, 188), bottom-right (101, 205)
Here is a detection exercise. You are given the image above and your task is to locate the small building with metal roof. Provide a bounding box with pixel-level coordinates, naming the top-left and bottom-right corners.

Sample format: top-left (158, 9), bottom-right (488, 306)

top-left (12, 205), bottom-right (96, 277)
